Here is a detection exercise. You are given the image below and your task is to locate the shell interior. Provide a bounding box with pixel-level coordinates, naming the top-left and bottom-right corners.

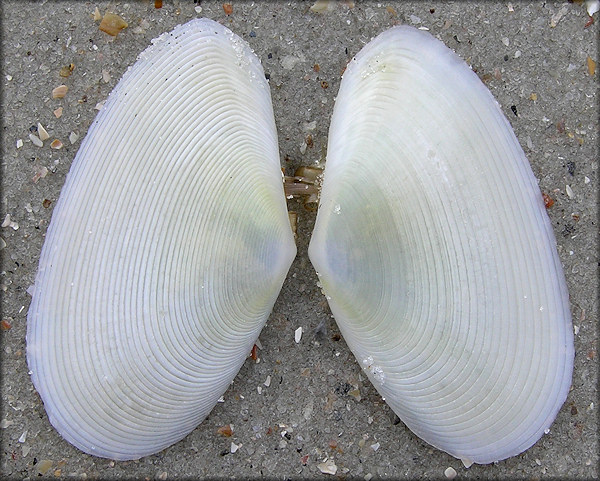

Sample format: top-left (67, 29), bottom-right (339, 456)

top-left (308, 25), bottom-right (574, 465)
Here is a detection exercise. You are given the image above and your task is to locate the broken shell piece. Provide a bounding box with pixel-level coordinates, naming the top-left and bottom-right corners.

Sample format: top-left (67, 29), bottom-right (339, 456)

top-left (309, 26), bottom-right (573, 465)
top-left (53, 107), bottom-right (63, 118)
top-left (29, 133), bottom-right (43, 147)
top-left (52, 85), bottom-right (68, 99)
top-left (27, 18), bottom-right (295, 461)
top-left (50, 139), bottom-right (63, 150)
top-left (69, 132), bottom-right (79, 144)
top-left (310, 1), bottom-right (335, 13)
top-left (32, 166), bottom-right (48, 184)
top-left (288, 211), bottom-right (298, 239)
top-left (317, 458), bottom-right (338, 475)
top-left (99, 12), bottom-right (128, 36)
top-left (2, 214), bottom-right (19, 231)
top-left (37, 123), bottom-right (49, 141)
top-left (93, 6), bottom-right (102, 22)
top-left (59, 64), bottom-right (75, 78)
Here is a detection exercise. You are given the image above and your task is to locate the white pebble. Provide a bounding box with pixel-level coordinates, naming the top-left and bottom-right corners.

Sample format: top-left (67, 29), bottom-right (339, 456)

top-left (264, 375), bottom-right (271, 387)
top-left (370, 442), bottom-right (380, 451)
top-left (69, 132), bottom-right (79, 144)
top-left (18, 430), bottom-right (27, 443)
top-left (295, 326), bottom-right (303, 343)
top-left (502, 37), bottom-right (510, 47)
top-left (444, 466), bottom-right (457, 479)
top-left (16, 139), bottom-right (23, 148)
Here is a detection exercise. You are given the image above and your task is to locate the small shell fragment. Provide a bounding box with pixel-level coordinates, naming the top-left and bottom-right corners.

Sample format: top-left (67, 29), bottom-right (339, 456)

top-left (37, 123), bottom-right (49, 141)
top-left (566, 184), bottom-right (574, 198)
top-left (53, 107), bottom-right (63, 118)
top-left (217, 424), bottom-right (233, 437)
top-left (29, 133), bottom-right (43, 147)
top-left (310, 0), bottom-right (334, 13)
top-left (52, 85), bottom-right (68, 99)
top-left (99, 12), bottom-right (128, 36)
top-left (317, 458), bottom-right (338, 475)
top-left (2, 214), bottom-right (19, 230)
top-left (16, 139), bottom-right (23, 148)
top-left (69, 132), bottom-right (79, 144)
top-left (50, 139), bottom-right (63, 150)
top-left (587, 55), bottom-right (596, 76)
top-left (295, 326), bottom-right (303, 343)
top-left (32, 166), bottom-right (48, 184)
top-left (59, 64), bottom-right (75, 78)
top-left (36, 460), bottom-right (53, 475)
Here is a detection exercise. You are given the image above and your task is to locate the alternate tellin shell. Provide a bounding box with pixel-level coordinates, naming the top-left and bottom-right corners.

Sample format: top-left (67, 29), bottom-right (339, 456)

top-left (309, 26), bottom-right (573, 465)
top-left (27, 19), bottom-right (296, 460)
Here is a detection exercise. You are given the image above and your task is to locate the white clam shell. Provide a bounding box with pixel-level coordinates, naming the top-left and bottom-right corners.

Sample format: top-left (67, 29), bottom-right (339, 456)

top-left (27, 19), bottom-right (296, 460)
top-left (309, 26), bottom-right (573, 465)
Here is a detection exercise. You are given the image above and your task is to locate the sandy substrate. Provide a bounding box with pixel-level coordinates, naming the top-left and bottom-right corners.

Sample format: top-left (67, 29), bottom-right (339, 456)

top-left (1, 1), bottom-right (597, 479)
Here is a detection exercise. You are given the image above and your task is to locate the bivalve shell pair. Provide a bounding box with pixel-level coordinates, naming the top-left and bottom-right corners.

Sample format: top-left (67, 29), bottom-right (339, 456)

top-left (27, 20), bottom-right (573, 464)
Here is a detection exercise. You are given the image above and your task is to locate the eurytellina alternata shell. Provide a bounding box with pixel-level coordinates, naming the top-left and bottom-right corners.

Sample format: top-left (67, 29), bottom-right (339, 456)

top-left (308, 26), bottom-right (574, 465)
top-left (27, 18), bottom-right (296, 460)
